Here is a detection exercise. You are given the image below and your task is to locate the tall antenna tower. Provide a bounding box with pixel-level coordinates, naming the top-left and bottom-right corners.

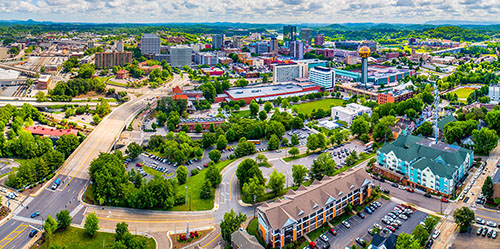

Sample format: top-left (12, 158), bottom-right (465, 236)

top-left (433, 81), bottom-right (440, 143)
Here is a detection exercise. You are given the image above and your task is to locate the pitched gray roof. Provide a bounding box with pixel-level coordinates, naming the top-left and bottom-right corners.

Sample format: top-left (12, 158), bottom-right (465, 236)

top-left (231, 229), bottom-right (264, 249)
top-left (438, 115), bottom-right (457, 131)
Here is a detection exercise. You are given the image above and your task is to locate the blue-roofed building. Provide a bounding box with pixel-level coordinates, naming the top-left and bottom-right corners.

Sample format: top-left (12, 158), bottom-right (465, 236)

top-left (374, 134), bottom-right (473, 196)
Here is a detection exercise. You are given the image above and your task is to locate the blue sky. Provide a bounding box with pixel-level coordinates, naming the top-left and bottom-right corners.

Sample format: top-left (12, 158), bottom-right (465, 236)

top-left (0, 0), bottom-right (499, 23)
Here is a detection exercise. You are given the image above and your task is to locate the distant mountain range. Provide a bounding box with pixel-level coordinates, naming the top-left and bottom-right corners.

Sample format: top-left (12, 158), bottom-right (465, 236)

top-left (0, 19), bottom-right (500, 27)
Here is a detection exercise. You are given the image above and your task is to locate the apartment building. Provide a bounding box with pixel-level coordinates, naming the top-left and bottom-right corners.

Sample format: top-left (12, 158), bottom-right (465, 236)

top-left (170, 45), bottom-right (192, 67)
top-left (272, 63), bottom-right (307, 83)
top-left (309, 66), bottom-right (335, 89)
top-left (257, 167), bottom-right (373, 248)
top-left (94, 51), bottom-right (132, 68)
top-left (375, 134), bottom-right (473, 196)
top-left (489, 84), bottom-right (500, 102)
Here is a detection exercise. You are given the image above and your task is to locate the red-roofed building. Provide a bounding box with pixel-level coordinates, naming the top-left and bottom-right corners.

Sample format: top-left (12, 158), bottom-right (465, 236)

top-left (25, 126), bottom-right (78, 137)
top-left (172, 86), bottom-right (183, 95)
top-left (116, 69), bottom-right (129, 79)
top-left (173, 94), bottom-right (188, 100)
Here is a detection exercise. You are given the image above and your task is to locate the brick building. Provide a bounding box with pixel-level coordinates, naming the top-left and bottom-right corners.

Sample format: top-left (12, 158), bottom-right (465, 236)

top-left (95, 51), bottom-right (132, 68)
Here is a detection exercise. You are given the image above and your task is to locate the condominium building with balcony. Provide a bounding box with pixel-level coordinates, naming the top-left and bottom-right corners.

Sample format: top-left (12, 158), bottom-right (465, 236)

top-left (375, 134), bottom-right (473, 196)
top-left (257, 167), bottom-right (373, 248)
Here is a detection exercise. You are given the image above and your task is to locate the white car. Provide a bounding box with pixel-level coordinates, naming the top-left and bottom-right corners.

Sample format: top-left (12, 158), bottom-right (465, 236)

top-left (342, 221), bottom-right (351, 228)
top-left (432, 230), bottom-right (440, 239)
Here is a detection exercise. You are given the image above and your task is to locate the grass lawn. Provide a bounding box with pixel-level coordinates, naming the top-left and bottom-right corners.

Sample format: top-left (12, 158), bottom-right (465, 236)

top-left (143, 166), bottom-right (164, 177)
top-left (451, 88), bottom-right (475, 99)
top-left (294, 99), bottom-right (344, 115)
top-left (283, 152), bottom-right (310, 162)
top-left (37, 226), bottom-right (155, 249)
top-left (170, 159), bottom-right (234, 211)
top-left (246, 218), bottom-right (265, 246)
top-left (232, 110), bottom-right (251, 118)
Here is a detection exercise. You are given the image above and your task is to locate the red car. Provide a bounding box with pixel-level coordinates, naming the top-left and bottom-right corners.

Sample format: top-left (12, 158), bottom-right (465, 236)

top-left (329, 228), bottom-right (337, 236)
top-left (309, 241), bottom-right (317, 249)
top-left (441, 198), bottom-right (449, 203)
top-left (406, 187), bottom-right (414, 193)
top-left (136, 163), bottom-right (143, 167)
top-left (386, 225), bottom-right (396, 232)
top-left (203, 163), bottom-right (208, 168)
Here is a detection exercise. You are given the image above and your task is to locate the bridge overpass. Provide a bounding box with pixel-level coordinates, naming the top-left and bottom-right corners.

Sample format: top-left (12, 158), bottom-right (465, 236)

top-left (0, 63), bottom-right (38, 77)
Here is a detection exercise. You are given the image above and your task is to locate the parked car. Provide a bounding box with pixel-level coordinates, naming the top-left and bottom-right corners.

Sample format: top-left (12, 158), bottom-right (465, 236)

top-left (357, 212), bottom-right (365, 219)
top-left (374, 223), bottom-right (382, 230)
top-left (476, 218), bottom-right (486, 225)
top-left (406, 187), bottom-right (414, 193)
top-left (477, 227), bottom-right (483, 236)
top-left (391, 183), bottom-right (398, 188)
top-left (329, 228), bottom-right (337, 236)
top-left (319, 234), bottom-right (329, 242)
top-left (386, 225), bottom-right (396, 232)
top-left (432, 230), bottom-right (440, 239)
top-left (342, 221), bottom-right (351, 228)
top-left (440, 198), bottom-right (449, 203)
top-left (29, 229), bottom-right (38, 237)
top-left (364, 207), bottom-right (373, 214)
top-left (482, 228), bottom-right (488, 237)
top-left (487, 221), bottom-right (497, 228)
top-left (493, 230), bottom-right (497, 239)
top-left (425, 239), bottom-right (434, 249)
top-left (488, 229), bottom-right (493, 238)
top-left (355, 237), bottom-right (365, 245)
top-left (424, 193), bottom-right (431, 198)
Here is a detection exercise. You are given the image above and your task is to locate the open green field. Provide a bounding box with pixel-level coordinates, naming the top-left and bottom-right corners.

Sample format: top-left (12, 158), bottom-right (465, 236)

top-left (451, 88), bottom-right (475, 99)
top-left (294, 99), bottom-right (344, 115)
top-left (170, 159), bottom-right (234, 211)
top-left (37, 226), bottom-right (155, 249)
top-left (232, 110), bottom-right (251, 118)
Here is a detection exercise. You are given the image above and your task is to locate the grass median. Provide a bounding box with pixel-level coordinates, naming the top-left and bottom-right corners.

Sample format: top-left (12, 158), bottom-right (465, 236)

top-left (36, 226), bottom-right (155, 249)
top-left (170, 159), bottom-right (235, 211)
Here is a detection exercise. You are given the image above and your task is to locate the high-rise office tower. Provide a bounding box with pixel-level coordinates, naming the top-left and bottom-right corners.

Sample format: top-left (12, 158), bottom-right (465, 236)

top-left (301, 28), bottom-right (312, 45)
top-left (212, 34), bottom-right (224, 50)
top-left (283, 25), bottom-right (297, 42)
top-left (255, 41), bottom-right (269, 55)
top-left (270, 37), bottom-right (279, 53)
top-left (315, 34), bottom-right (325, 47)
top-left (290, 41), bottom-right (304, 60)
top-left (233, 36), bottom-right (243, 48)
top-left (140, 33), bottom-right (161, 55)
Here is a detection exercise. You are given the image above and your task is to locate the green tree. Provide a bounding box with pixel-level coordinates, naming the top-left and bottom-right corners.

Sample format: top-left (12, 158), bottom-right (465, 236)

top-left (415, 121), bottom-right (433, 136)
top-left (92, 114), bottom-right (102, 125)
top-left (291, 134), bottom-right (299, 146)
top-left (444, 126), bottom-right (463, 144)
top-left (56, 209), bottom-right (72, 231)
top-left (264, 102), bottom-right (273, 113)
top-left (267, 170), bottom-right (285, 196)
top-left (258, 110), bottom-right (267, 121)
top-left (309, 153), bottom-right (336, 180)
top-left (281, 99), bottom-right (289, 109)
top-left (292, 164), bottom-right (308, 186)
top-left (486, 110), bottom-right (500, 134)
top-left (473, 128), bottom-right (499, 155)
top-left (220, 209), bottom-right (247, 242)
top-left (56, 134), bottom-right (80, 158)
top-left (44, 215), bottom-right (58, 236)
top-left (482, 176), bottom-right (494, 199)
top-left (176, 166), bottom-right (188, 184)
top-left (78, 63), bottom-right (95, 78)
top-left (209, 149), bottom-right (222, 162)
top-left (195, 123), bottom-right (202, 133)
top-left (216, 135), bottom-right (228, 151)
top-left (256, 154), bottom-right (268, 165)
top-left (350, 118), bottom-right (370, 137)
top-left (267, 134), bottom-right (280, 151)
top-left (242, 176), bottom-right (265, 202)
top-left (200, 180), bottom-right (214, 199)
top-left (125, 142), bottom-right (142, 160)
top-left (115, 222), bottom-right (129, 242)
top-left (395, 233), bottom-right (420, 249)
top-left (249, 101), bottom-right (259, 116)
top-left (205, 165), bottom-right (222, 187)
top-left (411, 225), bottom-right (429, 246)
top-left (373, 122), bottom-right (394, 141)
top-left (306, 133), bottom-right (327, 152)
top-left (288, 147), bottom-right (300, 157)
top-left (84, 213), bottom-right (99, 237)
top-left (234, 137), bottom-right (256, 157)
top-left (236, 159), bottom-right (264, 187)
top-left (453, 207), bottom-right (475, 232)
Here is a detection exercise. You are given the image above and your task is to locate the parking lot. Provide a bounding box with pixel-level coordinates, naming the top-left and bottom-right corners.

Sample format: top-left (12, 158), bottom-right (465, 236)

top-left (264, 140), bottom-right (366, 185)
top-left (312, 199), bottom-right (428, 249)
top-left (282, 128), bottom-right (315, 147)
top-left (452, 225), bottom-right (500, 249)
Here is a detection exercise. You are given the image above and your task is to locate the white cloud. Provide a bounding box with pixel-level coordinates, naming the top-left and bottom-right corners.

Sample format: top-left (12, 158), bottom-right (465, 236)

top-left (0, 0), bottom-right (499, 23)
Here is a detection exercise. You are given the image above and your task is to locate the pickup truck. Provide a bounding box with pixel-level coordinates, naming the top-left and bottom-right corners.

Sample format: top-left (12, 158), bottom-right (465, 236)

top-left (51, 178), bottom-right (61, 190)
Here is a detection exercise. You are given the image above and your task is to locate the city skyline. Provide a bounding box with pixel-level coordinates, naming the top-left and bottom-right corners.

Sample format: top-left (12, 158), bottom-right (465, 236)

top-left (1, 0), bottom-right (500, 24)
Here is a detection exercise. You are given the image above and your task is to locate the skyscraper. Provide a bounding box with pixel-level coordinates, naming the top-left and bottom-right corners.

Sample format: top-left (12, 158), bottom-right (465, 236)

top-left (283, 25), bottom-right (297, 42)
top-left (301, 28), bottom-right (312, 45)
top-left (212, 34), bottom-right (224, 50)
top-left (233, 36), bottom-right (243, 48)
top-left (255, 41), bottom-right (269, 55)
top-left (116, 41), bottom-right (124, 52)
top-left (290, 41), bottom-right (304, 60)
top-left (140, 33), bottom-right (161, 55)
top-left (270, 37), bottom-right (279, 53)
top-left (170, 45), bottom-right (192, 67)
top-left (315, 34), bottom-right (325, 47)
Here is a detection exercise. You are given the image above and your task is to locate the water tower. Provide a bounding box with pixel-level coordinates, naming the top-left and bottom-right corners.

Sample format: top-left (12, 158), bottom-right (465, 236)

top-left (358, 46), bottom-right (371, 88)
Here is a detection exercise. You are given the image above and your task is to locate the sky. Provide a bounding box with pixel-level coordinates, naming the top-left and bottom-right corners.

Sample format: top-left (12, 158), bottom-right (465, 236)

top-left (0, 0), bottom-right (499, 24)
